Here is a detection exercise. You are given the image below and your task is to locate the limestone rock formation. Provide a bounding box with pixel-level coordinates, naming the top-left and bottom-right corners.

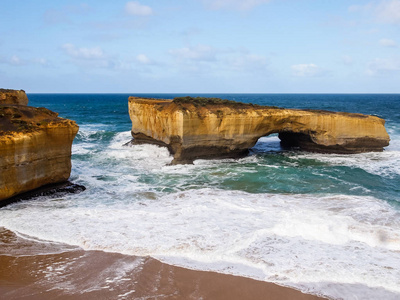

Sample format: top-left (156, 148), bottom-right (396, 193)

top-left (0, 90), bottom-right (79, 202)
top-left (0, 89), bottom-right (29, 105)
top-left (128, 96), bottom-right (390, 164)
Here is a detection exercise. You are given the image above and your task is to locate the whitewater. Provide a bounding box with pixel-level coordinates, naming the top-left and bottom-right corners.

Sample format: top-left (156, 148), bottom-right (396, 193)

top-left (1, 94), bottom-right (399, 299)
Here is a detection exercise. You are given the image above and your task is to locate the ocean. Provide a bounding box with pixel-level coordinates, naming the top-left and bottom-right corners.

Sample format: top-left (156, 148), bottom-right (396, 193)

top-left (1, 94), bottom-right (399, 299)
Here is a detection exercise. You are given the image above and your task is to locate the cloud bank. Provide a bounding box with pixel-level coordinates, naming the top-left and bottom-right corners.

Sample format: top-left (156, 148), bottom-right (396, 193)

top-left (379, 38), bottom-right (397, 47)
top-left (125, 1), bottom-right (153, 16)
top-left (291, 64), bottom-right (327, 77)
top-left (201, 0), bottom-right (271, 11)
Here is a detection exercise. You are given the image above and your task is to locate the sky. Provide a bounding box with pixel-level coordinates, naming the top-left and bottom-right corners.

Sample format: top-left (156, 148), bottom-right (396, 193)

top-left (0, 0), bottom-right (399, 93)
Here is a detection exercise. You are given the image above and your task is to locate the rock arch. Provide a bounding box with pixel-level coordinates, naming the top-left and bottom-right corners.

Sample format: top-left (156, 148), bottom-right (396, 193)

top-left (128, 97), bottom-right (390, 164)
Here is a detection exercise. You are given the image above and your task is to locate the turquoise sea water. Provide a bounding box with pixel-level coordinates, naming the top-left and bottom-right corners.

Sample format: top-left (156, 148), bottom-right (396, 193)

top-left (1, 94), bottom-right (400, 299)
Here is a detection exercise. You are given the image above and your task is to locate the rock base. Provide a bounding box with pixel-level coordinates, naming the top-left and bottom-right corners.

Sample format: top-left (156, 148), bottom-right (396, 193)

top-left (0, 182), bottom-right (85, 208)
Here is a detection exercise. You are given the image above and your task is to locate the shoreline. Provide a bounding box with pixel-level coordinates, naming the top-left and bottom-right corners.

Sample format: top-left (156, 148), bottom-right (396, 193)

top-left (0, 227), bottom-right (326, 300)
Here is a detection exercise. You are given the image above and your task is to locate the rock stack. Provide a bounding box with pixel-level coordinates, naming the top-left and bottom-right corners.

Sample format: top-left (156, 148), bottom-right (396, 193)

top-left (0, 89), bottom-right (79, 203)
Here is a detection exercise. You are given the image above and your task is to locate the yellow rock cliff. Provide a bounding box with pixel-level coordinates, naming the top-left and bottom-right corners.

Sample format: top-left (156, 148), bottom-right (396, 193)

top-left (0, 91), bottom-right (78, 202)
top-left (128, 97), bottom-right (390, 164)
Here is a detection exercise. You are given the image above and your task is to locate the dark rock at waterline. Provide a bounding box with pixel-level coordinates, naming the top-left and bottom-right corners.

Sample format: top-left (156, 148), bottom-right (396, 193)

top-left (0, 182), bottom-right (86, 208)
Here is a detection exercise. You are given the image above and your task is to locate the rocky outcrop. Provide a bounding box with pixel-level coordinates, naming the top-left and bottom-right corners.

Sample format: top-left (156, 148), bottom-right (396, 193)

top-left (0, 89), bottom-right (29, 105)
top-left (0, 90), bottom-right (79, 202)
top-left (128, 97), bottom-right (390, 164)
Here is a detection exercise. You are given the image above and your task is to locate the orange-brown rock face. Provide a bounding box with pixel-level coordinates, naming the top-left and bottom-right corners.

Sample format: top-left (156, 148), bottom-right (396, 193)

top-left (0, 104), bottom-right (79, 201)
top-left (0, 89), bottom-right (29, 105)
top-left (128, 97), bottom-right (390, 164)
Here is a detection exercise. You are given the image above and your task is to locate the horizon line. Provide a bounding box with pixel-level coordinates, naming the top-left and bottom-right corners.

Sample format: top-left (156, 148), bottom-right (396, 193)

top-left (26, 92), bottom-right (400, 95)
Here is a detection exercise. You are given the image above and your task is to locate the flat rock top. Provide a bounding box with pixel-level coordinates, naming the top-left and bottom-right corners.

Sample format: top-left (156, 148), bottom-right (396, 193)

top-left (129, 96), bottom-right (262, 109)
top-left (0, 89), bottom-right (29, 106)
top-left (0, 105), bottom-right (77, 136)
top-left (129, 96), bottom-right (378, 120)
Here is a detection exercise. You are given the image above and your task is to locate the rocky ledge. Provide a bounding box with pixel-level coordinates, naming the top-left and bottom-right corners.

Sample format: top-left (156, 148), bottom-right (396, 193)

top-left (0, 88), bottom-right (29, 105)
top-left (0, 90), bottom-right (79, 202)
top-left (129, 96), bottom-right (390, 164)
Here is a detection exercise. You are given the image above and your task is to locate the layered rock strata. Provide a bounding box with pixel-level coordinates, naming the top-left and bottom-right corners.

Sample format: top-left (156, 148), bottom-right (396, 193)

top-left (129, 97), bottom-right (390, 164)
top-left (0, 90), bottom-right (79, 202)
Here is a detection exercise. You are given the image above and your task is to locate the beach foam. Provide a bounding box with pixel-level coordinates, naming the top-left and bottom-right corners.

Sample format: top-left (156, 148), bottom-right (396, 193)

top-left (1, 187), bottom-right (399, 299)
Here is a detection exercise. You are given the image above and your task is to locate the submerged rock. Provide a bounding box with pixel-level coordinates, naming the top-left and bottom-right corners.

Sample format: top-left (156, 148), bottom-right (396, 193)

top-left (0, 89), bottom-right (79, 202)
top-left (128, 96), bottom-right (390, 164)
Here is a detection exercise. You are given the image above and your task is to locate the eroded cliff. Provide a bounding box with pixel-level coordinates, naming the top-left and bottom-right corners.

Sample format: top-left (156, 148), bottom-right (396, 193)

top-left (0, 88), bottom-right (29, 105)
top-left (0, 91), bottom-right (79, 202)
top-left (129, 97), bottom-right (390, 164)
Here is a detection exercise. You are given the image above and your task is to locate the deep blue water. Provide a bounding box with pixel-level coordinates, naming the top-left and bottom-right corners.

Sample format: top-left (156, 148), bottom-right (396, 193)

top-left (28, 93), bottom-right (400, 205)
top-left (27, 93), bottom-right (400, 138)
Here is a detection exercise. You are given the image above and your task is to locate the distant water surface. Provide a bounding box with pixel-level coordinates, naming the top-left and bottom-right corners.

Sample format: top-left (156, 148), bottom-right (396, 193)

top-left (1, 94), bottom-right (399, 299)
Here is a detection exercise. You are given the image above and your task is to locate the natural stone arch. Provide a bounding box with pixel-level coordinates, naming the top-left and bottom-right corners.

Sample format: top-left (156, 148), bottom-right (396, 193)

top-left (128, 97), bottom-right (390, 164)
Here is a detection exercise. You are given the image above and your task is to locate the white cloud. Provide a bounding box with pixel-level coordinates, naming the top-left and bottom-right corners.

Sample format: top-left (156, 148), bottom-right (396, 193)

top-left (367, 57), bottom-right (400, 75)
top-left (341, 55), bottom-right (353, 65)
top-left (125, 1), bottom-right (153, 16)
top-left (379, 38), bottom-right (397, 47)
top-left (0, 55), bottom-right (49, 67)
top-left (169, 45), bottom-right (216, 61)
top-left (32, 58), bottom-right (51, 67)
top-left (44, 9), bottom-right (69, 24)
top-left (61, 43), bottom-right (116, 69)
top-left (0, 55), bottom-right (27, 66)
top-left (10, 55), bottom-right (23, 65)
top-left (136, 54), bottom-right (151, 64)
top-left (62, 43), bottom-right (106, 60)
top-left (350, 0), bottom-right (400, 24)
top-left (168, 45), bottom-right (270, 76)
top-left (348, 5), bottom-right (362, 13)
top-left (291, 64), bottom-right (326, 77)
top-left (44, 4), bottom-right (91, 24)
top-left (348, 3), bottom-right (373, 13)
top-left (202, 0), bottom-right (271, 11)
top-left (376, 0), bottom-right (400, 24)
top-left (61, 44), bottom-right (158, 71)
top-left (229, 54), bottom-right (268, 71)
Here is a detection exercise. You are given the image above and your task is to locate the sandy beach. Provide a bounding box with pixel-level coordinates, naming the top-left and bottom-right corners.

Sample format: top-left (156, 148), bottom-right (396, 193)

top-left (0, 227), bottom-right (325, 300)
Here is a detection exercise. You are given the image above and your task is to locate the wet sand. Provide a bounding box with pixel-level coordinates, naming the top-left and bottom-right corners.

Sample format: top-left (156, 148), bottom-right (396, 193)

top-left (0, 228), bottom-right (326, 300)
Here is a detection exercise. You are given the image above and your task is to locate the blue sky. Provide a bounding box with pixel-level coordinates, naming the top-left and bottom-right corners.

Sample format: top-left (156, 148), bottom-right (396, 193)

top-left (1, 0), bottom-right (399, 93)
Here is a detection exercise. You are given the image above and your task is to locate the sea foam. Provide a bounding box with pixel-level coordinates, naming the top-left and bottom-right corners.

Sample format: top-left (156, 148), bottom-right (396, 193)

top-left (1, 188), bottom-right (399, 300)
top-left (1, 129), bottom-right (400, 300)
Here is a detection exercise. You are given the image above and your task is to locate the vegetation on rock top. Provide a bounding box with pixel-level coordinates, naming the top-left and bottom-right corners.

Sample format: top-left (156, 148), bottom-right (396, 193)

top-left (0, 105), bottom-right (62, 135)
top-left (0, 88), bottom-right (25, 93)
top-left (171, 96), bottom-right (284, 110)
top-left (173, 96), bottom-right (255, 107)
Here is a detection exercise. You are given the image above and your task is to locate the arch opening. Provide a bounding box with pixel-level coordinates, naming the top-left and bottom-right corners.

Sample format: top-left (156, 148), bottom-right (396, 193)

top-left (250, 131), bottom-right (317, 155)
top-left (250, 133), bottom-right (283, 154)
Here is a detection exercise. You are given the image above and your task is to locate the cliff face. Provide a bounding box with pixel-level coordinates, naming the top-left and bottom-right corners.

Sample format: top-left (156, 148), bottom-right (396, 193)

top-left (0, 91), bottom-right (78, 202)
top-left (129, 97), bottom-right (390, 164)
top-left (0, 89), bottom-right (29, 105)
